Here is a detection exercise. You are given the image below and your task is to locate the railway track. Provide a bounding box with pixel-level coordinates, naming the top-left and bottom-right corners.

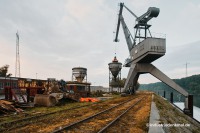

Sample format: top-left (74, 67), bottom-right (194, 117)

top-left (0, 96), bottom-right (133, 132)
top-left (0, 102), bottom-right (100, 132)
top-left (52, 96), bottom-right (145, 133)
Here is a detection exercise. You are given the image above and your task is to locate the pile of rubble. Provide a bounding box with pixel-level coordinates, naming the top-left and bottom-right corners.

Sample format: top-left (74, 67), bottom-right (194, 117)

top-left (0, 100), bottom-right (23, 114)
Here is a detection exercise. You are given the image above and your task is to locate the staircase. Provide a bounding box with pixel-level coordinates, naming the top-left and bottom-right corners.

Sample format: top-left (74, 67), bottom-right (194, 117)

top-left (11, 88), bottom-right (27, 103)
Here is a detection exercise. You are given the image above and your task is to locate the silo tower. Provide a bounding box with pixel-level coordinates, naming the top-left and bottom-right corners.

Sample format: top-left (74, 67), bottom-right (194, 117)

top-left (72, 67), bottom-right (87, 82)
top-left (68, 67), bottom-right (90, 98)
top-left (108, 56), bottom-right (122, 92)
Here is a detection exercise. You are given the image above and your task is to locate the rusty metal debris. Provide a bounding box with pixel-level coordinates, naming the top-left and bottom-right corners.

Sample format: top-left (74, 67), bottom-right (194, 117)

top-left (0, 100), bottom-right (23, 114)
top-left (34, 81), bottom-right (64, 107)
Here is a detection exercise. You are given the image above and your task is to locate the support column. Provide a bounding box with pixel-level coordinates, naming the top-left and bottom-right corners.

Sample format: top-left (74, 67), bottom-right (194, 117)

top-left (9, 88), bottom-right (12, 100)
top-left (123, 63), bottom-right (137, 93)
top-left (188, 95), bottom-right (193, 117)
top-left (163, 91), bottom-right (165, 98)
top-left (26, 88), bottom-right (30, 103)
top-left (184, 95), bottom-right (193, 117)
top-left (170, 92), bottom-right (173, 103)
top-left (5, 88), bottom-right (8, 100)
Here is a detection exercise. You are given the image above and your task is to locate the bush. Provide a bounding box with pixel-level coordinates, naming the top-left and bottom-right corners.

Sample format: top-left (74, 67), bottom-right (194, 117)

top-left (90, 90), bottom-right (104, 97)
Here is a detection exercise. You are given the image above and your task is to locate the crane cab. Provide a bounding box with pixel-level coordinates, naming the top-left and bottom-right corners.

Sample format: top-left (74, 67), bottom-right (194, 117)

top-left (128, 37), bottom-right (166, 65)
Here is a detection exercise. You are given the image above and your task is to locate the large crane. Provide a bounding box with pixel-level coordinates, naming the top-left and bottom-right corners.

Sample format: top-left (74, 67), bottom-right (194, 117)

top-left (114, 3), bottom-right (159, 53)
top-left (114, 3), bottom-right (193, 117)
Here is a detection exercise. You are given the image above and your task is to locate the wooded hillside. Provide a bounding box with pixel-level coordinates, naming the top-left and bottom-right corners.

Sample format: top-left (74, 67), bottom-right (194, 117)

top-left (139, 74), bottom-right (200, 107)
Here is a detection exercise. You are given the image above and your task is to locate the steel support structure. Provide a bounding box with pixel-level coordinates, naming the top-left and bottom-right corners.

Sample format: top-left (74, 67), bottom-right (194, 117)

top-left (109, 69), bottom-right (121, 93)
top-left (124, 63), bottom-right (193, 117)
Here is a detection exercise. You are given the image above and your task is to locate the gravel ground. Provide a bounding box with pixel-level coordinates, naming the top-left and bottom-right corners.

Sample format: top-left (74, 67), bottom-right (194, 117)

top-left (154, 94), bottom-right (200, 133)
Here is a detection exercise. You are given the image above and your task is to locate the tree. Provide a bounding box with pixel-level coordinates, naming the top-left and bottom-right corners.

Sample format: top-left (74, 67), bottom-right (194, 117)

top-left (110, 78), bottom-right (140, 90)
top-left (110, 78), bottom-right (125, 88)
top-left (0, 65), bottom-right (12, 77)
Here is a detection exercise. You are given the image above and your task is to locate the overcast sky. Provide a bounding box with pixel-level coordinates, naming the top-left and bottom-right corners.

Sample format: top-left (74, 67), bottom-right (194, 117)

top-left (0, 0), bottom-right (200, 87)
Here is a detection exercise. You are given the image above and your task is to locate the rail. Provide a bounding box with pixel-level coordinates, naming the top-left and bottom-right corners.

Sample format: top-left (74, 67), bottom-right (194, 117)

top-left (52, 96), bottom-right (145, 133)
top-left (98, 97), bottom-right (144, 133)
top-left (0, 102), bottom-right (102, 132)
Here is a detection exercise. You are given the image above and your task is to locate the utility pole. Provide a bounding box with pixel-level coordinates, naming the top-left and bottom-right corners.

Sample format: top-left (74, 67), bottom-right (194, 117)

top-left (185, 62), bottom-right (189, 77)
top-left (15, 31), bottom-right (21, 77)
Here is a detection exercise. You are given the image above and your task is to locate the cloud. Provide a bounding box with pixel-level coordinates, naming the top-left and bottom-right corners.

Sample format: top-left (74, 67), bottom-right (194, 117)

top-left (0, 0), bottom-right (200, 87)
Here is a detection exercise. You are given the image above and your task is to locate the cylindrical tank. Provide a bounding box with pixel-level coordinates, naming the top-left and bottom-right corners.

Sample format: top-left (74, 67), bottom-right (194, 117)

top-left (34, 94), bottom-right (57, 107)
top-left (108, 56), bottom-right (122, 79)
top-left (72, 67), bottom-right (87, 82)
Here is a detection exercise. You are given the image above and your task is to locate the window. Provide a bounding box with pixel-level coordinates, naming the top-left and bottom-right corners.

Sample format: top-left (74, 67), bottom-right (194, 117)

top-left (77, 86), bottom-right (85, 91)
top-left (0, 82), bottom-right (3, 89)
top-left (13, 83), bottom-right (17, 88)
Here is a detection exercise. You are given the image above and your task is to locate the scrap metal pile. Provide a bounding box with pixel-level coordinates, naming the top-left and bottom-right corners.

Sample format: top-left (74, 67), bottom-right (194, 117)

top-left (0, 100), bottom-right (23, 114)
top-left (34, 80), bottom-right (95, 107)
top-left (34, 81), bottom-right (64, 107)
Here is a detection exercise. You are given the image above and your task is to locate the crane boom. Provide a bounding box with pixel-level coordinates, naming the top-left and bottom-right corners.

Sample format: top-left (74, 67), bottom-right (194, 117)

top-left (120, 15), bottom-right (134, 52)
top-left (114, 3), bottom-right (134, 52)
top-left (114, 3), bottom-right (123, 42)
top-left (114, 3), bottom-right (160, 47)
